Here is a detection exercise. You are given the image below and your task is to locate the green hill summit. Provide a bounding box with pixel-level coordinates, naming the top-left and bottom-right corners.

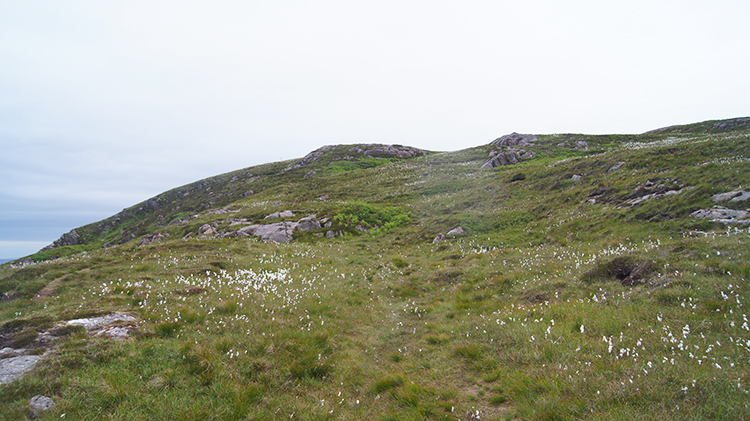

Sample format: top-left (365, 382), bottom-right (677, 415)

top-left (2, 118), bottom-right (749, 420)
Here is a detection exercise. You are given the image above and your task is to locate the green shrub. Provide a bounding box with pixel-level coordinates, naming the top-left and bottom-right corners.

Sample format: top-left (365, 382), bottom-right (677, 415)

top-left (334, 201), bottom-right (410, 233)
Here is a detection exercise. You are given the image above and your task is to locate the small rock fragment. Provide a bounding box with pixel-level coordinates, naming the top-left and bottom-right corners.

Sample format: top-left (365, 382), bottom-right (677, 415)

top-left (29, 395), bottom-right (55, 417)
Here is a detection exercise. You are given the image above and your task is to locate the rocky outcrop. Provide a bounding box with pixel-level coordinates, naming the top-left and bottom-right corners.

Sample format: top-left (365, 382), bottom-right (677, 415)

top-left (139, 232), bottom-right (170, 246)
top-left (349, 144), bottom-right (428, 159)
top-left (482, 150), bottom-right (520, 169)
top-left (41, 229), bottom-right (81, 251)
top-left (285, 145), bottom-right (337, 171)
top-left (490, 132), bottom-right (537, 147)
top-left (66, 313), bottom-right (139, 338)
top-left (712, 191), bottom-right (750, 202)
top-left (691, 207), bottom-right (750, 224)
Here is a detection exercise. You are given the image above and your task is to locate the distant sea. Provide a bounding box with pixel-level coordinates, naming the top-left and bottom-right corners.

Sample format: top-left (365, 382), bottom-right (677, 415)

top-left (0, 259), bottom-right (14, 265)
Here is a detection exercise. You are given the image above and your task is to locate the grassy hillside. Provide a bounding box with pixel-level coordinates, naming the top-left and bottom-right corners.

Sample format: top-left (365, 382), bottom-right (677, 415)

top-left (1, 119), bottom-right (749, 420)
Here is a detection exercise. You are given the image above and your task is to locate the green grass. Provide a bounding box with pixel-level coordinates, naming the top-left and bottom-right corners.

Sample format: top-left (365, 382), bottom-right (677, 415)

top-left (1, 123), bottom-right (750, 420)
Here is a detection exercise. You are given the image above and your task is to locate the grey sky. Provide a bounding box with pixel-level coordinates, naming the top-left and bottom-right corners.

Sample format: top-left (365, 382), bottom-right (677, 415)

top-left (1, 1), bottom-right (749, 258)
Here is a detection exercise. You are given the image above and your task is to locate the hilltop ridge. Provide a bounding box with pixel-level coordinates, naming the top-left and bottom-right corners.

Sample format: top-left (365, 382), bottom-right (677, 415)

top-left (21, 117), bottom-right (750, 265)
top-left (1, 116), bottom-right (749, 420)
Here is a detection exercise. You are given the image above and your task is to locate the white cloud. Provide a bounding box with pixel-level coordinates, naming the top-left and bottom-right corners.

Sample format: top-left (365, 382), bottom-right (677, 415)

top-left (0, 0), bottom-right (749, 257)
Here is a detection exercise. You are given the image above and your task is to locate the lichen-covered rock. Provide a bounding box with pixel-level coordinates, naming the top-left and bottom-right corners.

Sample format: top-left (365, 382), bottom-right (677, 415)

top-left (29, 395), bottom-right (55, 417)
top-left (0, 355), bottom-right (40, 384)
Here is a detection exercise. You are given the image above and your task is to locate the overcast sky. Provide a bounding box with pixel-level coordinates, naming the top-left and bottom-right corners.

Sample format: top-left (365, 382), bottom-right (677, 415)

top-left (1, 1), bottom-right (749, 259)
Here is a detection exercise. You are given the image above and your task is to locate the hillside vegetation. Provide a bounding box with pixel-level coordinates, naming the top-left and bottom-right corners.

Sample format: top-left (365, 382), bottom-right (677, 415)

top-left (1, 117), bottom-right (749, 420)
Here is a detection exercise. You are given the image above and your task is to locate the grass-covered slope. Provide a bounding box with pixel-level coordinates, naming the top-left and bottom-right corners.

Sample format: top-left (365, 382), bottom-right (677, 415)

top-left (1, 119), bottom-right (749, 420)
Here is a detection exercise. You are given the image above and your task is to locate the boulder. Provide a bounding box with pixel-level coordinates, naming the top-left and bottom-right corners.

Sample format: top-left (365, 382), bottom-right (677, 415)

top-left (29, 395), bottom-right (55, 417)
top-left (198, 224), bottom-right (215, 235)
top-left (446, 227), bottom-right (465, 236)
top-left (0, 355), bottom-right (41, 384)
top-left (712, 191), bottom-right (750, 202)
top-left (304, 170), bottom-right (317, 179)
top-left (240, 222), bottom-right (298, 243)
top-left (575, 140), bottom-right (589, 150)
top-left (433, 233), bottom-right (446, 243)
top-left (297, 215), bottom-right (321, 232)
top-left (691, 207), bottom-right (750, 224)
top-left (482, 151), bottom-right (520, 169)
top-left (325, 230), bottom-right (336, 239)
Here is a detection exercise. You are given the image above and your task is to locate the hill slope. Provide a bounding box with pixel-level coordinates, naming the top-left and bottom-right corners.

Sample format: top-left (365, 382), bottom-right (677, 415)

top-left (1, 118), bottom-right (749, 420)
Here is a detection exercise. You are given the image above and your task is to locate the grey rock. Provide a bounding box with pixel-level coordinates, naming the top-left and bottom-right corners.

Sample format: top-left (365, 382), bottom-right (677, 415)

top-left (355, 225), bottom-right (370, 233)
top-left (29, 395), bottom-right (55, 416)
top-left (349, 144), bottom-right (428, 159)
top-left (490, 132), bottom-right (537, 147)
top-left (446, 227), bottom-right (465, 236)
top-left (241, 222), bottom-right (298, 243)
top-left (556, 142), bottom-right (566, 148)
top-left (284, 145), bottom-right (336, 171)
top-left (325, 230), bottom-right (336, 239)
top-left (571, 174), bottom-right (582, 182)
top-left (264, 210), bottom-right (295, 220)
top-left (242, 190), bottom-right (255, 197)
top-left (304, 170), bottom-right (317, 179)
top-left (67, 313), bottom-right (137, 331)
top-left (41, 229), bottom-right (81, 251)
top-left (0, 355), bottom-right (41, 384)
top-left (433, 233), bottom-right (446, 243)
top-left (627, 188), bottom-right (689, 206)
top-left (575, 140), bottom-right (589, 150)
top-left (297, 215), bottom-right (321, 232)
top-left (712, 191), bottom-right (750, 202)
top-left (691, 207), bottom-right (750, 223)
top-left (198, 224), bottom-right (215, 235)
top-left (482, 151), bottom-right (520, 169)
top-left (139, 232), bottom-right (170, 246)
top-left (608, 162), bottom-right (625, 173)
top-left (0, 347), bottom-right (27, 357)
